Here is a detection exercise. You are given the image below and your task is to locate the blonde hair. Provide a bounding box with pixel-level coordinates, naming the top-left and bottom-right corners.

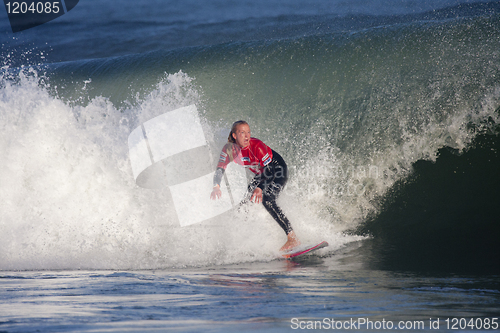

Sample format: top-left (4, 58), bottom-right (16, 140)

top-left (227, 120), bottom-right (248, 143)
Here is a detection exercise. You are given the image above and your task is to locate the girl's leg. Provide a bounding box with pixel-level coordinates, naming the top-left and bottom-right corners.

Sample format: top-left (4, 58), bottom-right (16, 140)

top-left (262, 188), bottom-right (293, 234)
top-left (262, 183), bottom-right (300, 251)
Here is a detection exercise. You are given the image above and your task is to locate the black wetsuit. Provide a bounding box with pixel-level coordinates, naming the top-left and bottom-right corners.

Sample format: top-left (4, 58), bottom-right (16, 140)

top-left (245, 150), bottom-right (292, 234)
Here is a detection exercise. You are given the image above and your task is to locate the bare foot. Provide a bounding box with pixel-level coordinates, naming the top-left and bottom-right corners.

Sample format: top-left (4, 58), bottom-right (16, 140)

top-left (280, 231), bottom-right (301, 252)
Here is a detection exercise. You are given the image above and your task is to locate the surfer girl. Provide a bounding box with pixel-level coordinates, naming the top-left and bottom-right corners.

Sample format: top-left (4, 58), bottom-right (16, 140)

top-left (210, 120), bottom-right (300, 251)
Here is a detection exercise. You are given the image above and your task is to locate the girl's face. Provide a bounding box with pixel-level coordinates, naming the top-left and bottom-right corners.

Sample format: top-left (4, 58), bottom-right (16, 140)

top-left (232, 123), bottom-right (251, 147)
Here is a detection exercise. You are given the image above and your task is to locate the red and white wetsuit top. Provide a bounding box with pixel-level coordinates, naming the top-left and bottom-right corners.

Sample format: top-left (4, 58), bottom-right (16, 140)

top-left (216, 137), bottom-right (273, 175)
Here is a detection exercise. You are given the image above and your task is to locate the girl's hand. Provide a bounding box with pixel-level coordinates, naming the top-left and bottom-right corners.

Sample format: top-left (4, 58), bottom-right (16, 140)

top-left (251, 187), bottom-right (263, 204)
top-left (210, 185), bottom-right (222, 200)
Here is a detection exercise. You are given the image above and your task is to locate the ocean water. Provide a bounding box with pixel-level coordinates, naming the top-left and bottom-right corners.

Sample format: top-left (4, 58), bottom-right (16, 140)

top-left (1, 0), bottom-right (500, 332)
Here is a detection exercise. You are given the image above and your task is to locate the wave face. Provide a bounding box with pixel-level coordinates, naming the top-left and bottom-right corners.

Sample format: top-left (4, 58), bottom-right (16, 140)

top-left (357, 132), bottom-right (500, 274)
top-left (1, 7), bottom-right (499, 270)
